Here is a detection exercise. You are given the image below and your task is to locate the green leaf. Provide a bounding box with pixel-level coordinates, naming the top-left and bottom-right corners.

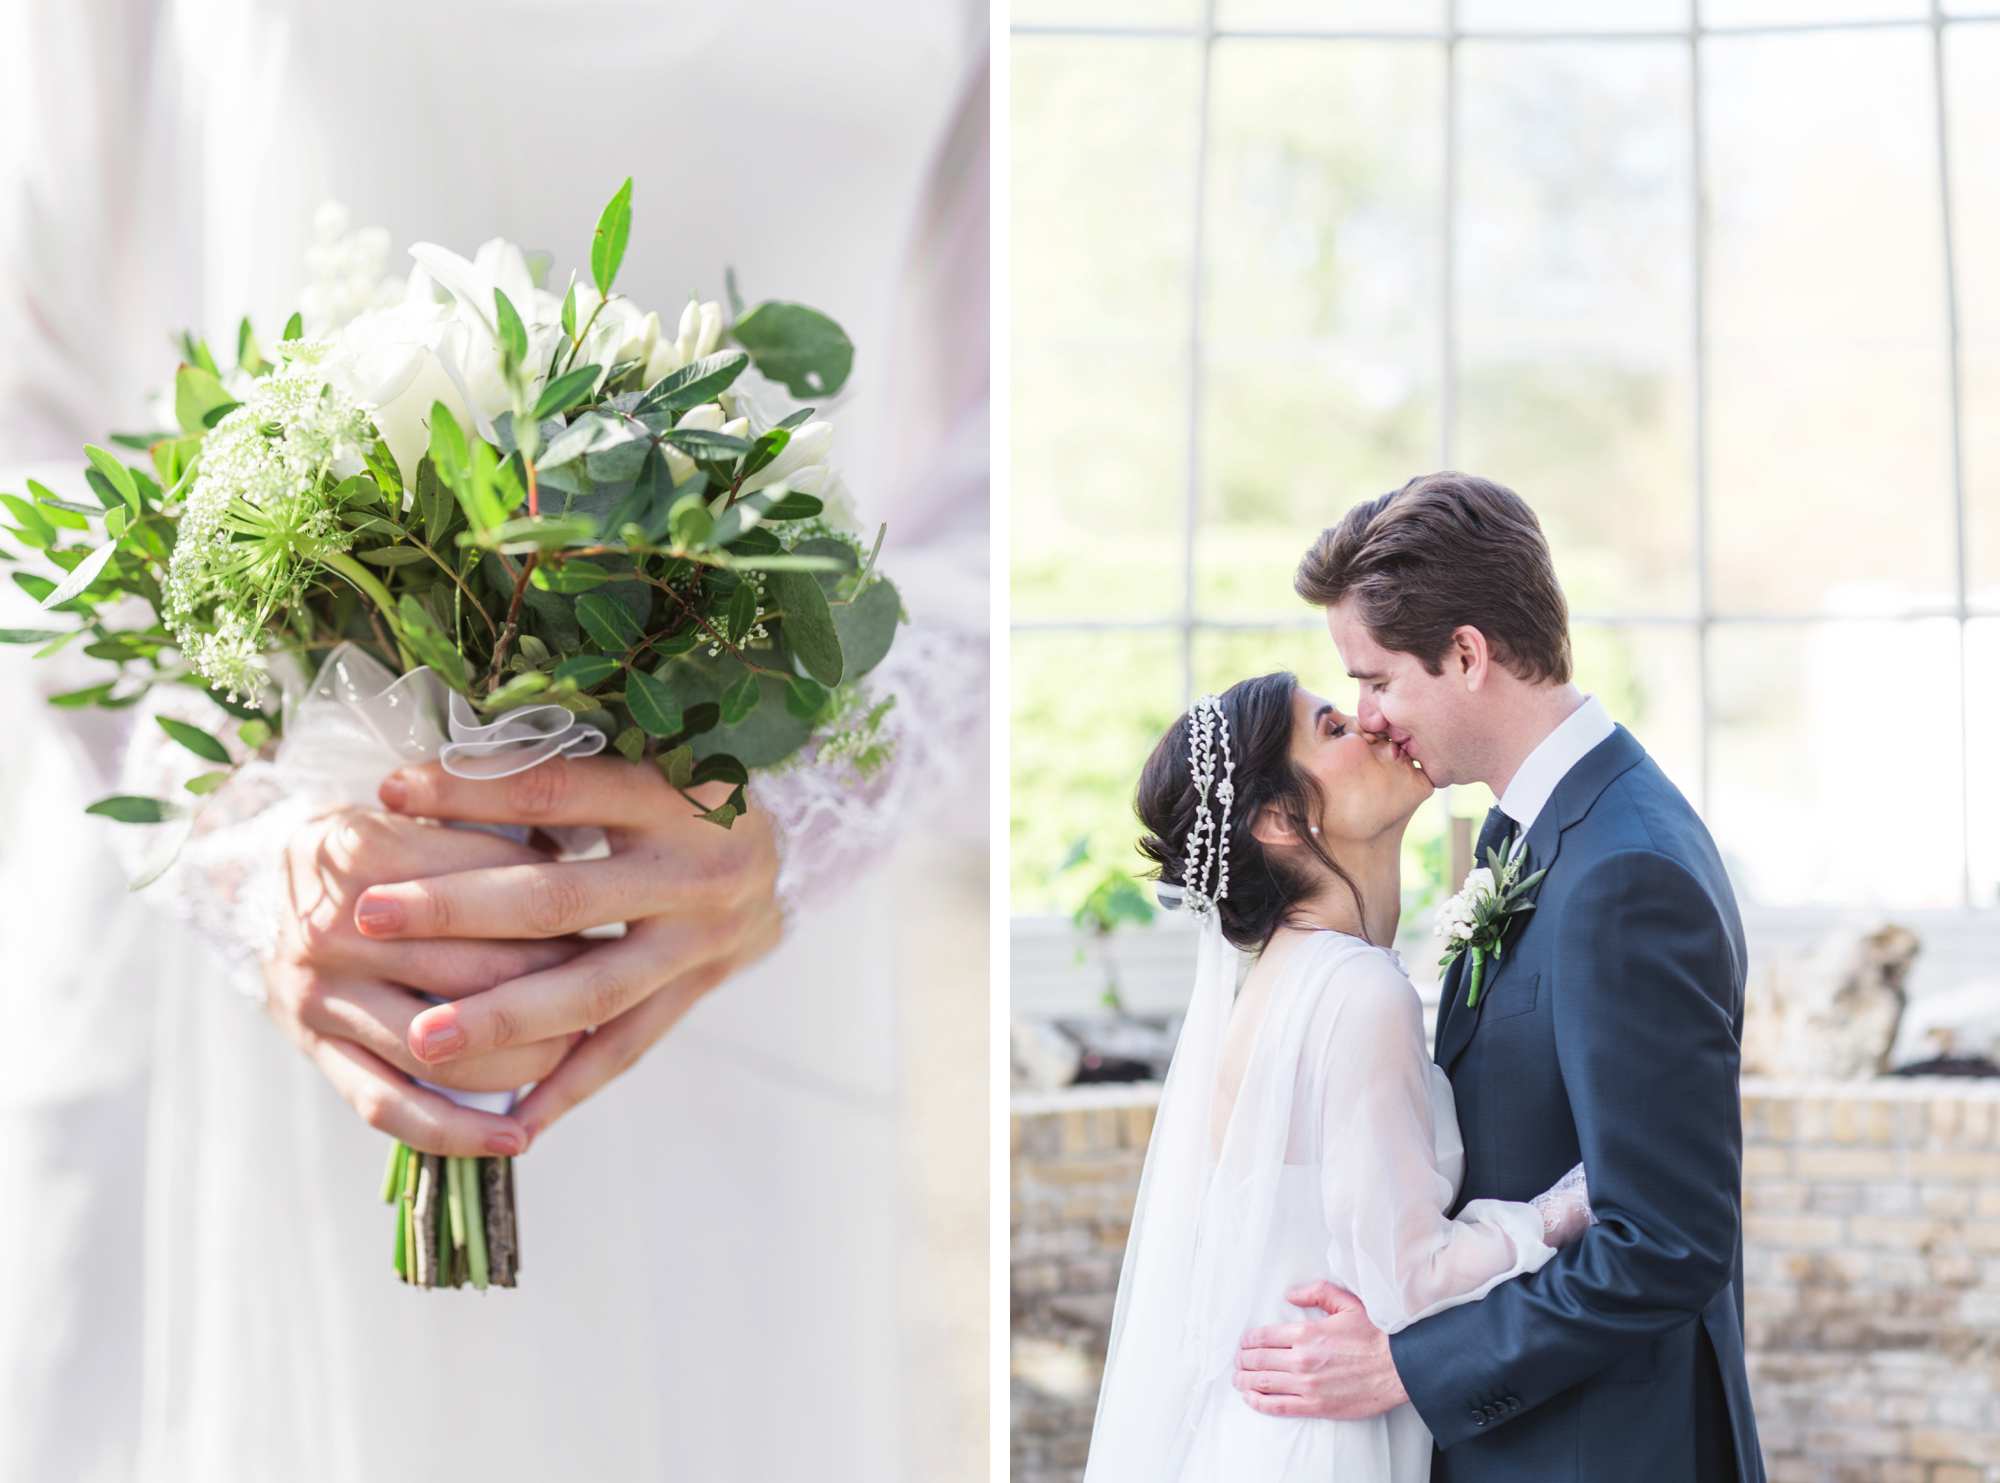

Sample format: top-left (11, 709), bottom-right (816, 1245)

top-left (560, 275), bottom-right (579, 339)
top-left (236, 315), bottom-right (264, 373)
top-left (174, 365), bottom-right (234, 436)
top-left (624, 667), bottom-right (683, 737)
top-left (692, 753), bottom-right (749, 788)
top-left (832, 576), bottom-right (900, 679)
top-left (720, 672), bottom-right (760, 725)
top-left (396, 594), bottom-right (470, 692)
top-left (0, 627), bottom-right (64, 645)
top-left (591, 177), bottom-right (634, 299)
top-left (761, 492), bottom-right (824, 522)
top-left (725, 552), bottom-right (850, 573)
top-left (668, 495), bottom-right (714, 550)
top-left (84, 446), bottom-right (141, 513)
top-left (575, 591), bottom-right (644, 652)
top-left (479, 671), bottom-right (552, 711)
top-left (725, 580), bottom-right (759, 643)
top-left (493, 288), bottom-right (528, 369)
top-left (660, 744), bottom-right (696, 788)
top-left (471, 513), bottom-right (600, 554)
top-left (38, 541), bottom-right (118, 608)
top-left (770, 569), bottom-right (844, 686)
top-left (156, 716), bottom-right (231, 765)
top-left (357, 546), bottom-right (432, 567)
top-left (658, 427), bottom-right (753, 458)
top-left (540, 411), bottom-right (637, 471)
top-left (86, 794), bottom-right (177, 824)
top-left (784, 675), bottom-right (830, 721)
top-left (612, 725), bottom-right (645, 763)
top-left (530, 557), bottom-right (611, 593)
top-left (554, 653), bottom-right (621, 689)
top-left (27, 482), bottom-right (94, 527)
top-left (730, 302), bottom-right (855, 398)
top-left (49, 682), bottom-right (117, 709)
top-left (697, 803), bottom-right (738, 829)
top-left (533, 365), bottom-right (603, 421)
top-left (429, 402), bottom-right (469, 482)
top-left (238, 718), bottom-right (274, 751)
top-left (185, 771), bottom-right (232, 796)
top-left (282, 310), bottom-right (304, 341)
top-left (634, 351), bottom-right (750, 416)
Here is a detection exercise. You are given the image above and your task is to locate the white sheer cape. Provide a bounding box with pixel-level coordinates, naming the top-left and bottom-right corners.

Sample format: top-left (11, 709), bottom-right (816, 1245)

top-left (1084, 924), bottom-right (1567, 1483)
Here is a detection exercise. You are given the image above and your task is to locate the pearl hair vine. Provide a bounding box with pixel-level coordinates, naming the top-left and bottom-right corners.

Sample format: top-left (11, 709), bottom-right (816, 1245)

top-left (1162, 693), bottom-right (1235, 916)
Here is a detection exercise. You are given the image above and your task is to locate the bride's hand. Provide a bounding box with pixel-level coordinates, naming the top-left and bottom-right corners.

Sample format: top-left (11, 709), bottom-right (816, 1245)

top-left (268, 809), bottom-right (593, 1157)
top-left (354, 755), bottom-right (783, 1147)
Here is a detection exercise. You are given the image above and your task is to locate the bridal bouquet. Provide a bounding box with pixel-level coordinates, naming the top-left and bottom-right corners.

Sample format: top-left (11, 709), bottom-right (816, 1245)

top-left (0, 181), bottom-right (903, 1288)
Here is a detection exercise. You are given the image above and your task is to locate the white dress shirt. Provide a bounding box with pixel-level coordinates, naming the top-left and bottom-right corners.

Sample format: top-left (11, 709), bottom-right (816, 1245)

top-left (1496, 694), bottom-right (1616, 835)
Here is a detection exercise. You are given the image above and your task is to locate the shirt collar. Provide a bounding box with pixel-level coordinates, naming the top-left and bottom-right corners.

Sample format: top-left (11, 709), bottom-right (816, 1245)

top-left (1496, 694), bottom-right (1615, 836)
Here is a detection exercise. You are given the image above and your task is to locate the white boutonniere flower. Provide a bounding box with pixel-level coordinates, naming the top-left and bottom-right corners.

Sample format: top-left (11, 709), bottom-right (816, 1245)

top-left (1434, 831), bottom-right (1547, 1008)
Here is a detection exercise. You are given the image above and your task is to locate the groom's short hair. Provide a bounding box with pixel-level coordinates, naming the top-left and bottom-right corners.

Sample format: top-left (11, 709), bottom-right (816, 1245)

top-left (1294, 472), bottom-right (1573, 685)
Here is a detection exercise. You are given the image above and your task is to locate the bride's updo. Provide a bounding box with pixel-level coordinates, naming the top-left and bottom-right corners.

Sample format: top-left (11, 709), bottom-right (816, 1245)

top-left (1135, 672), bottom-right (1365, 954)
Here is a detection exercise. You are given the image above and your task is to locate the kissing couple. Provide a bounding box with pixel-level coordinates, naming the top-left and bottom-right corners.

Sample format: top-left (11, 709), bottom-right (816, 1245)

top-left (1084, 474), bottom-right (1766, 1483)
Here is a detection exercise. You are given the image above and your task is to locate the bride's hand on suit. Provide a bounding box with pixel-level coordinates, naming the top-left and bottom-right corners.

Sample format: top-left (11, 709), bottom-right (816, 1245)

top-left (265, 755), bottom-right (782, 1158)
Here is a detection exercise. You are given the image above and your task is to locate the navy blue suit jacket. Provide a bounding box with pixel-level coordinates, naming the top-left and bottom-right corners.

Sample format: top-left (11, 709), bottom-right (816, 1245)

top-left (1386, 725), bottom-right (1766, 1483)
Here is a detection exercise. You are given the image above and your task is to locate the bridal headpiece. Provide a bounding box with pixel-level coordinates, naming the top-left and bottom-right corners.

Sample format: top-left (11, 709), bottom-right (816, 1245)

top-left (1158, 693), bottom-right (1235, 916)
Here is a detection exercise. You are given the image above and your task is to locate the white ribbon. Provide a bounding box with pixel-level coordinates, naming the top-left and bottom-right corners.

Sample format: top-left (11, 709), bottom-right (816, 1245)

top-left (270, 642), bottom-right (609, 1114)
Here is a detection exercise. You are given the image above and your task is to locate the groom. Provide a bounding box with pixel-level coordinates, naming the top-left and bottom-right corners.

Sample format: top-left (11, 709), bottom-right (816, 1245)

top-left (1232, 473), bottom-right (1763, 1482)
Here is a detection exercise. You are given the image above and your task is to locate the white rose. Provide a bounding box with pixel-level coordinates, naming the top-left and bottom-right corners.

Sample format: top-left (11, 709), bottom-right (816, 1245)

top-left (1462, 866), bottom-right (1496, 900)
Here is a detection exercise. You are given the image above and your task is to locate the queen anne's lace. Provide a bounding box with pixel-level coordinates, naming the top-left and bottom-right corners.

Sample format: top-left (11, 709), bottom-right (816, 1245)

top-left (164, 358), bottom-right (371, 700)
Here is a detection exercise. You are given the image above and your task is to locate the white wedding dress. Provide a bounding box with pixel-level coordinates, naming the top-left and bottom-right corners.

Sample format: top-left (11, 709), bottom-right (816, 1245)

top-left (1084, 926), bottom-right (1581, 1483)
top-left (0, 3), bottom-right (986, 1480)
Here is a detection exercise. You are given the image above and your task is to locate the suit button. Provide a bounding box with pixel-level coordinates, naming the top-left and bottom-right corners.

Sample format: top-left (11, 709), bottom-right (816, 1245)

top-left (1473, 1415), bottom-right (1487, 1428)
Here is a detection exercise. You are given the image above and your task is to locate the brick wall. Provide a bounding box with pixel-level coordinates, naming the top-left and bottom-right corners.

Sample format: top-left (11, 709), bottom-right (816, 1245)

top-left (1012, 1078), bottom-right (2000, 1483)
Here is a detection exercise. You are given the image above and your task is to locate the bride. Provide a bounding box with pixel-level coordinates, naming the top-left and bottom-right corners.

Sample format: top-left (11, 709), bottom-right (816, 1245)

top-left (0, 4), bottom-right (984, 1479)
top-left (1084, 674), bottom-right (1593, 1482)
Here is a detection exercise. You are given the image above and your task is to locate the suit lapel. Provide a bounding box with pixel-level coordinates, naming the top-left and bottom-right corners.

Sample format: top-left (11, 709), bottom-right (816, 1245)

top-left (1433, 726), bottom-right (1647, 1077)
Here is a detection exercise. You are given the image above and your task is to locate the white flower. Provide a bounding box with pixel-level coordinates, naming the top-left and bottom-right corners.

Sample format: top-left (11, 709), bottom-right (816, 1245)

top-left (324, 234), bottom-right (569, 483)
top-left (299, 202), bottom-right (403, 337)
top-left (1462, 866), bottom-right (1495, 899)
top-left (644, 298), bottom-right (725, 384)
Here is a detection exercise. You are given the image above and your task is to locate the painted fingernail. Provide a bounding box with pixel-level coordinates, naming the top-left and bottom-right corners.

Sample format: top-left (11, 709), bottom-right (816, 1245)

top-left (418, 1024), bottom-right (465, 1060)
top-left (355, 895), bottom-right (403, 935)
top-left (379, 772), bottom-right (410, 810)
top-left (486, 1130), bottom-right (523, 1156)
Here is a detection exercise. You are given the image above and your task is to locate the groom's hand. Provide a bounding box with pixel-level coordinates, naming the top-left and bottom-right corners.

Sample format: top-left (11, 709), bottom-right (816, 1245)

top-left (357, 756), bottom-right (783, 1146)
top-left (1234, 1280), bottom-right (1410, 1420)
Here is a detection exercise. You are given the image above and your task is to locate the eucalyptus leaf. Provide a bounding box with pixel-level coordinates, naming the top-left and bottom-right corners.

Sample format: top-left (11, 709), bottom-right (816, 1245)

top-left (185, 771), bottom-right (232, 796)
top-left (494, 288), bottom-right (528, 368)
top-left (731, 302), bottom-right (854, 398)
top-left (769, 569), bottom-right (843, 686)
top-left (832, 576), bottom-right (900, 679)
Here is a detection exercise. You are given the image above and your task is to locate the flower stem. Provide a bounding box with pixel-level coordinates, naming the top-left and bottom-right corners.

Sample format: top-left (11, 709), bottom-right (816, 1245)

top-left (1466, 947), bottom-right (1486, 1009)
top-left (318, 548), bottom-right (416, 672)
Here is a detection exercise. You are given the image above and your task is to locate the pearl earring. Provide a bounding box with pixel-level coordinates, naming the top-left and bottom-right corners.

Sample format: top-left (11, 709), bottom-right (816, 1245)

top-left (1309, 824), bottom-right (1321, 836)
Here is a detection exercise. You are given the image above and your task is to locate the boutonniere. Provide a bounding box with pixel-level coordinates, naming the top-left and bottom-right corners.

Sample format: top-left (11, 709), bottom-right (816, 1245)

top-left (1434, 831), bottom-right (1547, 1008)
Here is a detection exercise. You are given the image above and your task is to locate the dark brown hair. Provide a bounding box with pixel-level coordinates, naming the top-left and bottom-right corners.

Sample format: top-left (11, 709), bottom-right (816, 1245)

top-left (1293, 472), bottom-right (1572, 685)
top-left (1136, 673), bottom-right (1364, 954)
